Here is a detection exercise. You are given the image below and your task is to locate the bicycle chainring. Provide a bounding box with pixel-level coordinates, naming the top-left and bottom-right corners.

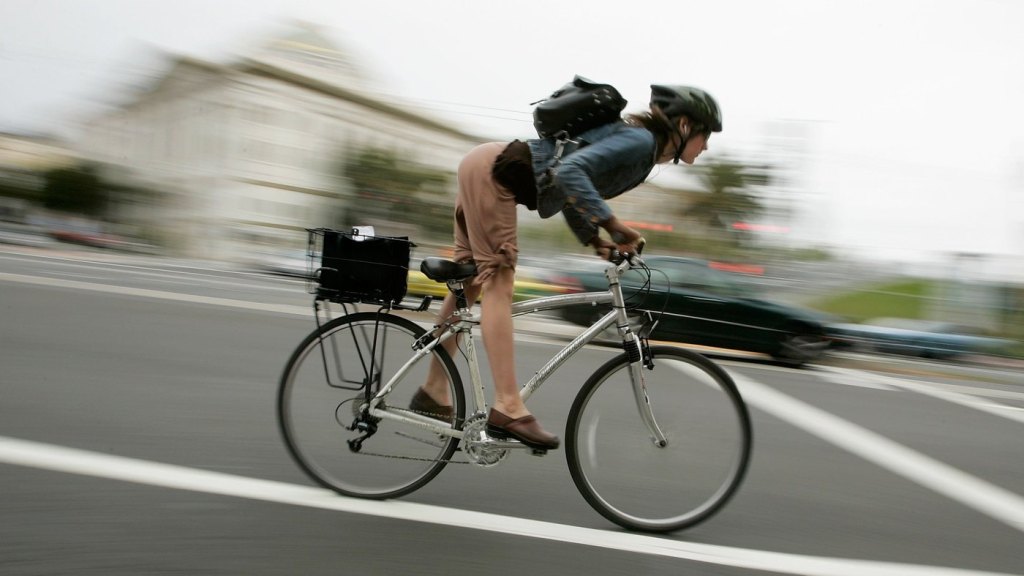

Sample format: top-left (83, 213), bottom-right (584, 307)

top-left (462, 413), bottom-right (508, 468)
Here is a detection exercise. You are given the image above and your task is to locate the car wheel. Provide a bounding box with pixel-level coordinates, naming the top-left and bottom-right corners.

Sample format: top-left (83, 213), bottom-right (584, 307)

top-left (773, 330), bottom-right (828, 367)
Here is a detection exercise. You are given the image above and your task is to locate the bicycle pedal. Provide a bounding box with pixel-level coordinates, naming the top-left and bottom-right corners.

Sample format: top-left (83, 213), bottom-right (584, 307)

top-left (529, 449), bottom-right (548, 457)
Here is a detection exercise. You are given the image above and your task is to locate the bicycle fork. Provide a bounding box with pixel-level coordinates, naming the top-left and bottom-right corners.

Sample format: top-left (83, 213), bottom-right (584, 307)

top-left (622, 333), bottom-right (668, 447)
top-left (608, 272), bottom-right (669, 448)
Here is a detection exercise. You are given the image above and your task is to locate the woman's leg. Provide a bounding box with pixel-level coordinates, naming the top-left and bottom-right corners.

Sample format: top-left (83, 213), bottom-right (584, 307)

top-left (480, 265), bottom-right (559, 449)
top-left (421, 284), bottom-right (482, 405)
top-left (422, 266), bottom-right (531, 417)
top-left (480, 265), bottom-right (528, 418)
top-left (420, 142), bottom-right (511, 409)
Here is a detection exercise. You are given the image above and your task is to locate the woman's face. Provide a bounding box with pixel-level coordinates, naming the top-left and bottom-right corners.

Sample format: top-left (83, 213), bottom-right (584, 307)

top-left (658, 117), bottom-right (711, 164)
top-left (679, 132), bottom-right (709, 165)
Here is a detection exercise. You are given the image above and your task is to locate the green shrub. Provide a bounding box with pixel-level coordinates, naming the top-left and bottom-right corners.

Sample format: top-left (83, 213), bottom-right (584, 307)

top-left (811, 279), bottom-right (933, 323)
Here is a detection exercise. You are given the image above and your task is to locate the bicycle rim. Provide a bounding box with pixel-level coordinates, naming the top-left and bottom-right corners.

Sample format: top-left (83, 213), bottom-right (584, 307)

top-left (278, 312), bottom-right (464, 499)
top-left (566, 346), bottom-right (751, 532)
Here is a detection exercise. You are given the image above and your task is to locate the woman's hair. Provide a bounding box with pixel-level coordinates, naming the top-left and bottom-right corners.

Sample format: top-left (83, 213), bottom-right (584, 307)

top-left (625, 107), bottom-right (681, 154)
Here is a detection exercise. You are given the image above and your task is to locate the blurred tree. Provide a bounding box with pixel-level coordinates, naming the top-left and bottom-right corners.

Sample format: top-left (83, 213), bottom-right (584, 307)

top-left (340, 148), bottom-right (454, 241)
top-left (685, 158), bottom-right (771, 243)
top-left (0, 169), bottom-right (44, 202)
top-left (41, 165), bottom-right (108, 216)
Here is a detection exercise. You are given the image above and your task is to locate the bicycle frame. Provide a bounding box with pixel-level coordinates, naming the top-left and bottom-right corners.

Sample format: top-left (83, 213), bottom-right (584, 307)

top-left (364, 257), bottom-right (668, 447)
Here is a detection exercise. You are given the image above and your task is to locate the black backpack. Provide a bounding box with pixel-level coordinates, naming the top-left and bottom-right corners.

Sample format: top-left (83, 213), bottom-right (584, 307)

top-left (532, 75), bottom-right (627, 140)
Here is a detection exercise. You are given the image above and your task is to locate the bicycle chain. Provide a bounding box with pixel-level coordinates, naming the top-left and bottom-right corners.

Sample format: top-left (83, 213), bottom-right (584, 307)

top-left (348, 405), bottom-right (472, 465)
top-left (350, 447), bottom-right (470, 464)
top-left (353, 316), bottom-right (471, 464)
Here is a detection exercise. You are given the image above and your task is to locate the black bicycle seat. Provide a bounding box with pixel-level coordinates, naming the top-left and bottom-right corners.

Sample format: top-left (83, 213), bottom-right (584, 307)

top-left (420, 258), bottom-right (478, 282)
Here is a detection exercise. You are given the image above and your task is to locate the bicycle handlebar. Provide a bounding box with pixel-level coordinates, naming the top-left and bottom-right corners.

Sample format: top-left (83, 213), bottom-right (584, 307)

top-left (609, 237), bottom-right (647, 267)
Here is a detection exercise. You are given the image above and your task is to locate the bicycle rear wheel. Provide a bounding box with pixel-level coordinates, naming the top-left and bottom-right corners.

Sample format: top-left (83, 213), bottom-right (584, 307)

top-left (566, 345), bottom-right (751, 532)
top-left (278, 311), bottom-right (465, 499)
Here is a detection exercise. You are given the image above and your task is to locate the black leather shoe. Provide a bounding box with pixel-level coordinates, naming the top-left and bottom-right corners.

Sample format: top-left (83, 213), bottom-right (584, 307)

top-left (409, 388), bottom-right (453, 422)
top-left (486, 409), bottom-right (560, 450)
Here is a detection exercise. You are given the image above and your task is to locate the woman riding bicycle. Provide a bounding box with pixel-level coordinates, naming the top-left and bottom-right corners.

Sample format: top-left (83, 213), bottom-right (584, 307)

top-left (413, 84), bottom-right (723, 450)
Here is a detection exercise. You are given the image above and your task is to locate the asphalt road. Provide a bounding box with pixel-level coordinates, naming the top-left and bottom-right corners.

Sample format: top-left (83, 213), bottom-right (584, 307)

top-left (1, 246), bottom-right (1022, 576)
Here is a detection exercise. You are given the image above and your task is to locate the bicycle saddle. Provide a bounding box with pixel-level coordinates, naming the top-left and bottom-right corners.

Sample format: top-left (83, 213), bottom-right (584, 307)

top-left (420, 258), bottom-right (478, 282)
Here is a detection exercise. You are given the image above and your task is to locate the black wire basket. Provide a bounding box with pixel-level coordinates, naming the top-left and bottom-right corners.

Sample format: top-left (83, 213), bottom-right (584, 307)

top-left (306, 228), bottom-right (415, 307)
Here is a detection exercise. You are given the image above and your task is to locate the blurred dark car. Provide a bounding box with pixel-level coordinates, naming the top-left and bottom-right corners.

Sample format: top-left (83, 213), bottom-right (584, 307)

top-left (557, 256), bottom-right (830, 366)
top-left (826, 318), bottom-right (1014, 359)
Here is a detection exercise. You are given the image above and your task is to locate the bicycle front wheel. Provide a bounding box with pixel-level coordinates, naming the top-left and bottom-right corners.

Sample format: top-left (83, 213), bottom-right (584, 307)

top-left (566, 345), bottom-right (751, 532)
top-left (278, 312), bottom-right (465, 499)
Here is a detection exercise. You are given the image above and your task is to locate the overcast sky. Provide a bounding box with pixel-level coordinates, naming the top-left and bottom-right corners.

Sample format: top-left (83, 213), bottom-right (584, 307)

top-left (1, 0), bottom-right (1022, 266)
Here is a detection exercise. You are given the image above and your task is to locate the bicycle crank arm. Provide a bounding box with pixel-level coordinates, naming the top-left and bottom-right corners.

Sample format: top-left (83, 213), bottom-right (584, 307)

top-left (475, 437), bottom-right (550, 456)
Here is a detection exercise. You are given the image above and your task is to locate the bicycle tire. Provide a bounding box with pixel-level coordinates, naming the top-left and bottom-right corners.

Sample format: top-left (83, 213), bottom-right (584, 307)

top-left (566, 345), bottom-right (751, 532)
top-left (278, 312), bottom-right (465, 499)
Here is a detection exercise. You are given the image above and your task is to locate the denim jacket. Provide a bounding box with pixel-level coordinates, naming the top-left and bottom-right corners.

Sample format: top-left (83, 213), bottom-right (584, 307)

top-left (527, 122), bottom-right (657, 245)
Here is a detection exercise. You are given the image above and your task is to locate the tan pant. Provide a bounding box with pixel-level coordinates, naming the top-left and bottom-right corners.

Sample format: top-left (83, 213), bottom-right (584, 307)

top-left (453, 142), bottom-right (518, 285)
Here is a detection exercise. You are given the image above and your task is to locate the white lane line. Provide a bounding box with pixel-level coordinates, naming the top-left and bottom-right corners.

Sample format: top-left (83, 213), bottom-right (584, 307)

top-left (0, 255), bottom-right (302, 293)
top-left (813, 369), bottom-right (897, 391)
top-left (0, 272), bottom-right (311, 317)
top-left (919, 382), bottom-right (1024, 402)
top-left (0, 436), bottom-right (1015, 576)
top-left (730, 374), bottom-right (1024, 534)
top-left (820, 366), bottom-right (1024, 425)
top-left (0, 271), bottom-right (604, 347)
top-left (0, 249), bottom-right (266, 281)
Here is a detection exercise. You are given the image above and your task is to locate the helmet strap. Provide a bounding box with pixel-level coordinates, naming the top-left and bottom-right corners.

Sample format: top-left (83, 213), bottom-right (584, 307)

top-left (672, 122), bottom-right (689, 165)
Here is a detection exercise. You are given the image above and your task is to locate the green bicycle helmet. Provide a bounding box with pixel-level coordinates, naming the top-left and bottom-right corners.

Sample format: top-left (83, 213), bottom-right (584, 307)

top-left (650, 84), bottom-right (723, 133)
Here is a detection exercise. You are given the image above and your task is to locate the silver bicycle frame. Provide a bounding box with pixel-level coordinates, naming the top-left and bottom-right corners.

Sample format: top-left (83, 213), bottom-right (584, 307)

top-left (366, 258), bottom-right (668, 446)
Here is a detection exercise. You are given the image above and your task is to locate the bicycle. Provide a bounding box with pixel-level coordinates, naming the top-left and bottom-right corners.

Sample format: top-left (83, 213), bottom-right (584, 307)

top-left (278, 228), bottom-right (752, 532)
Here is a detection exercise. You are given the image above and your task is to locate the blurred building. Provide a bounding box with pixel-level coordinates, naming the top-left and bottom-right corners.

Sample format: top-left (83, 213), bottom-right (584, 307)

top-left (0, 131), bottom-right (79, 172)
top-left (76, 23), bottom-right (483, 259)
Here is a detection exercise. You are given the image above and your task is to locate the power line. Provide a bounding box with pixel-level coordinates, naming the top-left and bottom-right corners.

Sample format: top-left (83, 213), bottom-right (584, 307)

top-left (363, 90), bottom-right (533, 124)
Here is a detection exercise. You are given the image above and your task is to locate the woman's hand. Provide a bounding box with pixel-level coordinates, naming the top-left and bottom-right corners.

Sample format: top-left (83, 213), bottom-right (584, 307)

top-left (590, 237), bottom-right (619, 260)
top-left (600, 216), bottom-right (643, 258)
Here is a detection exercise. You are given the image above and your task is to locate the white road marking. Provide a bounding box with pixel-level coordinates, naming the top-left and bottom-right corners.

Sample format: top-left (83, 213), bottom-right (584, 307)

top-left (813, 368), bottom-right (897, 391)
top-left (0, 435), bottom-right (1015, 576)
top-left (0, 253), bottom-right (303, 293)
top-left (0, 272), bottom-right (311, 317)
top-left (917, 382), bottom-right (1024, 402)
top-left (820, 366), bottom-right (1024, 425)
top-left (730, 373), bottom-right (1024, 533)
